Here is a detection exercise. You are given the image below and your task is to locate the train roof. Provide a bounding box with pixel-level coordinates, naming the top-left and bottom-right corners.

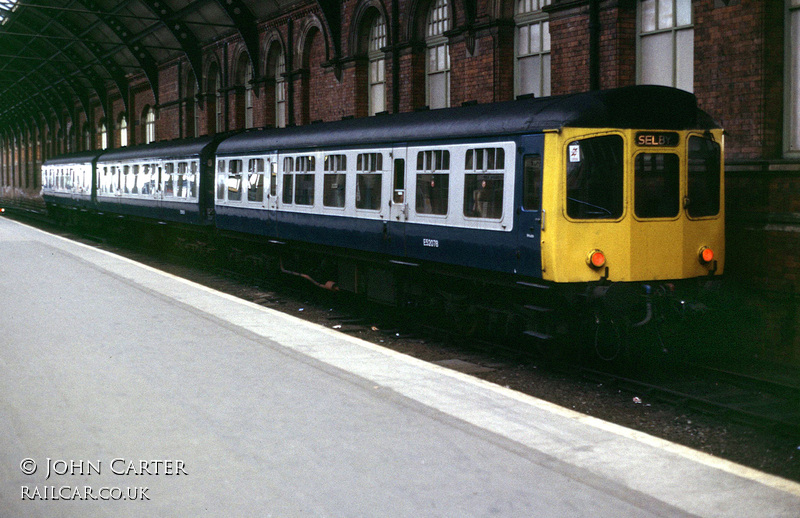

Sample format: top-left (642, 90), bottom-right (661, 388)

top-left (217, 85), bottom-right (719, 156)
top-left (95, 134), bottom-right (222, 164)
top-left (42, 149), bottom-right (104, 166)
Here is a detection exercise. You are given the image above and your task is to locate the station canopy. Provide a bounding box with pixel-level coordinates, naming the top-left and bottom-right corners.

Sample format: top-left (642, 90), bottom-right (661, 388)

top-left (0, 0), bottom-right (302, 129)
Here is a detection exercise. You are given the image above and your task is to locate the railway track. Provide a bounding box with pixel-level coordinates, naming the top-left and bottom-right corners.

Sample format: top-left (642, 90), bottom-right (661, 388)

top-left (580, 362), bottom-right (800, 437)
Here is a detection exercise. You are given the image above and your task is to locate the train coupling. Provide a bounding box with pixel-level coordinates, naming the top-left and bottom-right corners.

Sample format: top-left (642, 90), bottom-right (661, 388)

top-left (590, 280), bottom-right (712, 326)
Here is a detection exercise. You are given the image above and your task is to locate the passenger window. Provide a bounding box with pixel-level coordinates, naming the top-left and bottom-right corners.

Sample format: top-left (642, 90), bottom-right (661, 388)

top-left (566, 135), bottom-right (624, 219)
top-left (143, 164), bottom-right (156, 195)
top-left (415, 150), bottom-right (450, 215)
top-left (216, 161), bottom-right (227, 200)
top-left (174, 162), bottom-right (186, 198)
top-left (464, 148), bottom-right (504, 219)
top-left (133, 165), bottom-right (141, 194)
top-left (227, 160), bottom-right (243, 201)
top-left (138, 165), bottom-right (150, 195)
top-left (121, 165), bottom-right (131, 194)
top-left (635, 153), bottom-right (680, 218)
top-left (189, 161), bottom-right (198, 198)
top-left (323, 154), bottom-right (347, 208)
top-left (112, 166), bottom-right (120, 193)
top-left (102, 167), bottom-right (109, 193)
top-left (294, 156), bottom-right (315, 206)
top-left (523, 154), bottom-right (542, 211)
top-left (687, 136), bottom-right (721, 218)
top-left (247, 158), bottom-right (265, 203)
top-left (270, 160), bottom-right (278, 197)
top-left (282, 157), bottom-right (294, 205)
top-left (164, 163), bottom-right (175, 197)
top-left (356, 153), bottom-right (383, 210)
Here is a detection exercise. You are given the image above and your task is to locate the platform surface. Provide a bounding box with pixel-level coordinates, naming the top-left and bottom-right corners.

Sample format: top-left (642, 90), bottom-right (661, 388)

top-left (1, 216), bottom-right (799, 517)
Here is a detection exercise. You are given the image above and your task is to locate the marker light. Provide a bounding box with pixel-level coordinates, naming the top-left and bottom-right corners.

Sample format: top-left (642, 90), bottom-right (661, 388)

top-left (699, 246), bottom-right (714, 264)
top-left (587, 249), bottom-right (606, 269)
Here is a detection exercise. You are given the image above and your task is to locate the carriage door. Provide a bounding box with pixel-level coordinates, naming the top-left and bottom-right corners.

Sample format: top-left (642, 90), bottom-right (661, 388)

top-left (263, 157), bottom-right (279, 237)
top-left (266, 157), bottom-right (279, 212)
top-left (389, 148), bottom-right (408, 222)
top-left (516, 136), bottom-right (545, 277)
top-left (384, 148), bottom-right (408, 255)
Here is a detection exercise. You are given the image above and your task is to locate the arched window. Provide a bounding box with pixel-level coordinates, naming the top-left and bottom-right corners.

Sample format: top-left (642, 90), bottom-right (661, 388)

top-left (426, 0), bottom-right (451, 109)
top-left (119, 115), bottom-right (128, 147)
top-left (638, 0), bottom-right (693, 92)
top-left (144, 107), bottom-right (156, 144)
top-left (99, 123), bottom-right (108, 150)
top-left (368, 15), bottom-right (387, 115)
top-left (515, 0), bottom-right (551, 98)
top-left (275, 52), bottom-right (287, 128)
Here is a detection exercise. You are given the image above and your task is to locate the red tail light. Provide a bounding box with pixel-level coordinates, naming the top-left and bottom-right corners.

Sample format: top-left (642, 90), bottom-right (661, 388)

top-left (699, 246), bottom-right (714, 264)
top-left (587, 249), bottom-right (606, 269)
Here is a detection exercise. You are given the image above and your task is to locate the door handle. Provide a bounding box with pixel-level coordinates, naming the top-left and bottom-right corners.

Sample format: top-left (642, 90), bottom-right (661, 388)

top-left (534, 209), bottom-right (546, 231)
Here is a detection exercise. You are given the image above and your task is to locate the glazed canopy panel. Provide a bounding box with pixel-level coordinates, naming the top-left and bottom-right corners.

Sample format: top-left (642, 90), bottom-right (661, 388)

top-left (0, 0), bottom-right (299, 126)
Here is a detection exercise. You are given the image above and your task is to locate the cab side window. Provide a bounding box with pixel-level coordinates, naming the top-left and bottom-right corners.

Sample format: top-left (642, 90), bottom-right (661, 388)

top-left (687, 136), bottom-right (721, 218)
top-left (522, 154), bottom-right (542, 211)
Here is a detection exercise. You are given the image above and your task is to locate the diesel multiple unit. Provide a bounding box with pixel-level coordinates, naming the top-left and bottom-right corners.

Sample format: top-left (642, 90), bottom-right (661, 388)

top-left (41, 86), bottom-right (724, 357)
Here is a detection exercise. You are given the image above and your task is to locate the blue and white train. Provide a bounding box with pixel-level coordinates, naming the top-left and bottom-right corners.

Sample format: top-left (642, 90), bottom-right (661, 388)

top-left (41, 86), bottom-right (725, 353)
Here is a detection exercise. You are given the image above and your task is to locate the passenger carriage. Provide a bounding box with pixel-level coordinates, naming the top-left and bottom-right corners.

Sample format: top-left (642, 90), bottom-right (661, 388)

top-left (41, 150), bottom-right (103, 214)
top-left (93, 136), bottom-right (224, 226)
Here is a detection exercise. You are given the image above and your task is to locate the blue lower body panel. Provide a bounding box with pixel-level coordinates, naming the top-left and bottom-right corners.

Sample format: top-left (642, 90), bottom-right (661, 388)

top-left (215, 207), bottom-right (525, 276)
top-left (96, 196), bottom-right (207, 226)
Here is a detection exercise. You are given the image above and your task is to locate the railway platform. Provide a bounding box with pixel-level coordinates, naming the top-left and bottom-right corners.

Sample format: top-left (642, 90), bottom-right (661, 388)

top-left (1, 215), bottom-right (798, 517)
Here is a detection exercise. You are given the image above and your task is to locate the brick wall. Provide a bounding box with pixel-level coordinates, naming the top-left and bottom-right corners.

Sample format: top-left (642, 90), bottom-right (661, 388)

top-left (695, 1), bottom-right (771, 160)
